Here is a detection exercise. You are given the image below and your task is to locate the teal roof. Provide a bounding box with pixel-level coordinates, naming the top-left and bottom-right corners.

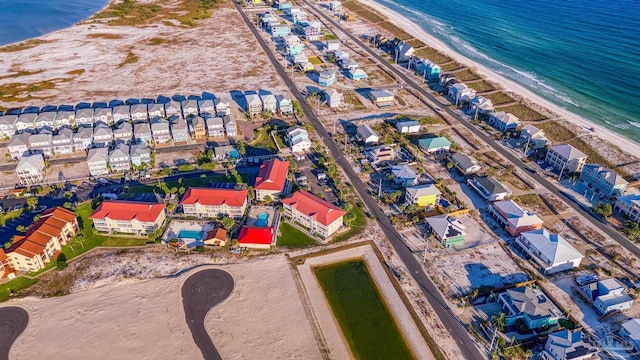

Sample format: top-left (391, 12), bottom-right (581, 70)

top-left (419, 136), bottom-right (452, 150)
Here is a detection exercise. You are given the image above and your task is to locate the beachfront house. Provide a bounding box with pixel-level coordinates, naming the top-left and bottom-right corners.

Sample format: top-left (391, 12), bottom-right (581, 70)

top-left (75, 108), bottom-right (94, 127)
top-left (545, 144), bottom-right (588, 174)
top-left (7, 133), bottom-right (30, 160)
top-left (170, 116), bottom-right (190, 143)
top-left (318, 70), bottom-right (337, 86)
top-left (134, 122), bottom-right (152, 145)
top-left (369, 89), bottom-right (395, 107)
top-left (197, 99), bottom-right (216, 118)
top-left (276, 95), bottom-right (293, 114)
top-left (520, 125), bottom-right (549, 150)
top-left (356, 124), bottom-right (379, 144)
top-left (112, 105), bottom-right (131, 123)
top-left (147, 103), bottom-right (165, 119)
top-left (579, 164), bottom-right (628, 199)
top-left (450, 152), bottom-right (482, 175)
top-left (108, 144), bottom-right (130, 172)
top-left (129, 144), bottom-right (152, 168)
top-left (214, 98), bottom-right (231, 116)
top-left (541, 329), bottom-right (597, 360)
top-left (165, 101), bottom-right (182, 117)
top-left (620, 319), bottom-right (640, 354)
top-left (0, 114), bottom-right (17, 139)
top-left (113, 122), bottom-right (133, 145)
top-left (181, 99), bottom-right (199, 117)
top-left (614, 194), bottom-right (640, 225)
top-left (54, 110), bottom-right (75, 129)
top-left (254, 158), bottom-right (290, 201)
top-left (52, 128), bottom-right (74, 155)
top-left (260, 94), bottom-right (278, 113)
top-left (287, 125), bottom-right (312, 153)
top-left (206, 117), bottom-right (225, 139)
top-left (340, 58), bottom-right (359, 70)
top-left (489, 200), bottom-right (543, 236)
top-left (516, 229), bottom-right (583, 274)
top-left (245, 94), bottom-right (263, 116)
top-left (16, 154), bottom-right (45, 185)
top-left (425, 215), bottom-right (465, 247)
top-left (412, 58), bottom-right (441, 81)
top-left (394, 41), bottom-right (415, 62)
top-left (418, 136), bottom-right (452, 154)
top-left (15, 113), bottom-right (37, 133)
top-left (86, 147), bottom-right (109, 176)
top-left (329, 1), bottom-right (341, 11)
top-left (405, 184), bottom-right (441, 207)
top-left (326, 89), bottom-right (343, 108)
top-left (489, 112), bottom-right (520, 133)
top-left (151, 117), bottom-right (171, 144)
top-left (448, 83), bottom-right (476, 105)
top-left (498, 286), bottom-right (562, 330)
top-left (90, 201), bottom-right (166, 235)
top-left (469, 96), bottom-right (494, 118)
top-left (580, 278), bottom-right (633, 314)
top-left (301, 21), bottom-right (321, 40)
top-left (93, 108), bottom-right (114, 126)
top-left (391, 164), bottom-right (418, 187)
top-left (130, 104), bottom-right (148, 122)
top-left (468, 176), bottom-right (511, 201)
top-left (282, 190), bottom-right (345, 238)
top-left (395, 120), bottom-right (420, 134)
top-left (35, 111), bottom-right (55, 132)
top-left (180, 188), bottom-right (248, 218)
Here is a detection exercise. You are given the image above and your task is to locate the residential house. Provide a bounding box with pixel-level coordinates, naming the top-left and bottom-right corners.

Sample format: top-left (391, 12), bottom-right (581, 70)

top-left (113, 122), bottom-right (133, 145)
top-left (28, 133), bottom-right (53, 157)
top-left (278, 1), bottom-right (292, 11)
top-left (418, 136), bottom-right (452, 154)
top-left (112, 104), bottom-right (131, 123)
top-left (348, 68), bottom-right (368, 80)
top-left (238, 226), bottom-right (274, 250)
top-left (130, 144), bottom-right (152, 168)
top-left (614, 194), bottom-right (640, 224)
top-left (0, 207), bottom-right (78, 273)
top-left (516, 229), bottom-right (583, 274)
top-left (369, 89), bottom-right (395, 107)
top-left (329, 0), bottom-right (341, 11)
top-left (489, 200), bottom-right (543, 236)
top-left (468, 176), bottom-right (511, 201)
top-left (181, 99), bottom-right (199, 117)
top-left (214, 98), bottom-right (230, 116)
top-left (425, 215), bottom-right (465, 247)
top-left (180, 188), bottom-right (248, 218)
top-left (469, 96), bottom-right (495, 118)
top-left (287, 42), bottom-right (304, 56)
top-left (291, 10), bottom-right (307, 23)
top-left (90, 201), bottom-right (166, 235)
top-left (340, 58), bottom-right (358, 70)
top-left (580, 278), bottom-right (633, 314)
top-left (108, 144), bottom-right (130, 172)
top-left (318, 70), bottom-right (337, 86)
top-left (520, 125), bottom-right (549, 150)
top-left (15, 113), bottom-right (37, 133)
top-left (151, 117), bottom-right (171, 144)
top-left (93, 123), bottom-right (113, 148)
top-left (448, 83), bottom-right (477, 105)
top-left (334, 50), bottom-right (349, 62)
top-left (203, 228), bottom-right (228, 247)
top-left (414, 58), bottom-right (440, 81)
top-left (498, 286), bottom-right (562, 329)
top-left (245, 94), bottom-right (263, 116)
top-left (405, 184), bottom-right (441, 207)
top-left (356, 124), bottom-right (379, 144)
top-left (147, 103), bottom-right (165, 119)
top-left (164, 101), bottom-right (182, 117)
top-left (7, 133), bottom-right (30, 159)
top-left (260, 94), bottom-right (278, 113)
top-left (213, 145), bottom-right (240, 161)
top-left (293, 54), bottom-right (309, 66)
top-left (73, 127), bottom-right (93, 152)
top-left (54, 110), bottom-right (75, 129)
top-left (287, 125), bottom-right (312, 153)
top-left (130, 103), bottom-right (148, 122)
top-left (394, 41), bottom-right (415, 61)
top-left (52, 128), bottom-right (74, 155)
top-left (270, 23), bottom-right (290, 37)
top-left (93, 107), bottom-right (114, 126)
top-left (35, 112), bottom-right (56, 132)
top-left (284, 34), bottom-right (301, 47)
top-left (170, 116), bottom-right (190, 143)
top-left (223, 115), bottom-right (237, 137)
top-left (134, 122), bottom-right (152, 145)
top-left (75, 108), bottom-right (94, 127)
top-left (206, 117), bottom-right (225, 138)
top-left (366, 146), bottom-right (395, 165)
top-left (86, 147), bottom-right (109, 176)
top-left (545, 144), bottom-right (588, 173)
top-left (276, 95), bottom-right (293, 114)
top-left (450, 152), bottom-right (482, 175)
top-left (282, 190), bottom-right (345, 238)
top-left (254, 158), bottom-right (290, 201)
top-left (325, 38), bottom-right (340, 51)
top-left (489, 112), bottom-right (520, 133)
top-left (16, 154), bottom-right (45, 185)
top-left (197, 99), bottom-right (216, 118)
top-left (620, 319), bottom-right (640, 353)
top-left (326, 89), bottom-right (343, 108)
top-left (0, 114), bottom-right (17, 139)
top-left (301, 21), bottom-right (321, 40)
top-left (188, 116), bottom-right (206, 140)
top-left (391, 164), bottom-right (418, 187)
top-left (395, 120), bottom-right (420, 134)
top-left (541, 329), bottom-right (597, 360)
top-left (579, 164), bottom-right (628, 198)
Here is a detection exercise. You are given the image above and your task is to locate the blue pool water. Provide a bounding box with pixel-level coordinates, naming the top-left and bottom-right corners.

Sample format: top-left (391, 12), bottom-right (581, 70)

top-left (179, 230), bottom-right (204, 240)
top-left (256, 212), bottom-right (269, 227)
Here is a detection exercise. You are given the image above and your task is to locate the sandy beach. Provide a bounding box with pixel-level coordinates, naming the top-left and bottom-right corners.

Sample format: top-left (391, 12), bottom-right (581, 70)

top-left (359, 0), bottom-right (640, 162)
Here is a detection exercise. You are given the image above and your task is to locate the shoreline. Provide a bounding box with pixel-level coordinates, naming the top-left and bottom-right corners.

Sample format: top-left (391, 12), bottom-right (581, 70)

top-left (360, 0), bottom-right (640, 158)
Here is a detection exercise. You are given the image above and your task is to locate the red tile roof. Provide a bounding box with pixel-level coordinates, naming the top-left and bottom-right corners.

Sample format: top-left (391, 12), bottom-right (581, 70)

top-left (42, 207), bottom-right (76, 223)
top-left (282, 190), bottom-right (345, 227)
top-left (90, 201), bottom-right (166, 222)
top-left (0, 249), bottom-right (7, 262)
top-left (180, 188), bottom-right (248, 207)
top-left (205, 228), bottom-right (227, 241)
top-left (254, 159), bottom-right (289, 191)
top-left (238, 226), bottom-right (273, 245)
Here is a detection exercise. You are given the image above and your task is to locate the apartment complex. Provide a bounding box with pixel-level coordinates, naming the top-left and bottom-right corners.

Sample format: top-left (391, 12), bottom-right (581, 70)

top-left (282, 190), bottom-right (345, 238)
top-left (90, 201), bottom-right (167, 235)
top-left (180, 188), bottom-right (248, 218)
top-left (254, 159), bottom-right (290, 201)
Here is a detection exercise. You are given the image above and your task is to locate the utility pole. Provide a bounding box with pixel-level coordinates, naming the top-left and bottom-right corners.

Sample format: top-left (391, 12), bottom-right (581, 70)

top-left (333, 118), bottom-right (336, 133)
top-left (378, 178), bottom-right (382, 197)
top-left (523, 135), bottom-right (531, 155)
top-left (558, 162), bottom-right (567, 181)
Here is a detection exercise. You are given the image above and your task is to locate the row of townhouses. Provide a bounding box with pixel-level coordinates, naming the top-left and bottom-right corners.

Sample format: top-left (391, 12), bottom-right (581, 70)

top-left (244, 92), bottom-right (293, 117)
top-left (86, 144), bottom-right (152, 176)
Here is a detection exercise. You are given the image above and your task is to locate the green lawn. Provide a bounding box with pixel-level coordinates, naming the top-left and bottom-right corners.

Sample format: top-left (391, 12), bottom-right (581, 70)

top-left (333, 204), bottom-right (366, 243)
top-left (315, 260), bottom-right (414, 360)
top-left (0, 208), bottom-right (23, 226)
top-left (0, 277), bottom-right (37, 302)
top-left (277, 222), bottom-right (317, 247)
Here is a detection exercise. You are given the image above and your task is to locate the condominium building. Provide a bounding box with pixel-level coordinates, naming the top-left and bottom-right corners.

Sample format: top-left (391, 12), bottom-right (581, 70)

top-left (254, 158), bottom-right (290, 201)
top-left (282, 190), bottom-right (345, 238)
top-left (90, 201), bottom-right (166, 235)
top-left (180, 188), bottom-right (248, 218)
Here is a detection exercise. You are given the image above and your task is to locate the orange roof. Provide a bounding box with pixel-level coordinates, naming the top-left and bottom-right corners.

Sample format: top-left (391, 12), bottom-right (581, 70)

top-left (0, 249), bottom-right (7, 262)
top-left (254, 159), bottom-right (289, 191)
top-left (90, 201), bottom-right (166, 222)
top-left (24, 231), bottom-right (52, 246)
top-left (282, 190), bottom-right (345, 227)
top-left (13, 240), bottom-right (45, 258)
top-left (205, 228), bottom-right (227, 241)
top-left (42, 207), bottom-right (76, 223)
top-left (180, 188), bottom-right (248, 207)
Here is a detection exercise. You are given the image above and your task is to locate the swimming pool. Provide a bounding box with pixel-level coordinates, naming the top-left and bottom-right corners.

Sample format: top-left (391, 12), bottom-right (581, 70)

top-left (256, 212), bottom-right (269, 227)
top-left (179, 230), bottom-right (205, 240)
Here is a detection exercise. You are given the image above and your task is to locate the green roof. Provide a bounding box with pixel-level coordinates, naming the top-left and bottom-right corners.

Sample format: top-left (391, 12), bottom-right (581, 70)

top-left (418, 136), bottom-right (452, 150)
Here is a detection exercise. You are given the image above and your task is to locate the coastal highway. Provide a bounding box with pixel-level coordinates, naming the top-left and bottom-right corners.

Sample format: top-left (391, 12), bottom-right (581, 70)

top-left (0, 306), bottom-right (29, 360)
top-left (233, 3), bottom-right (486, 360)
top-left (302, 0), bottom-right (640, 261)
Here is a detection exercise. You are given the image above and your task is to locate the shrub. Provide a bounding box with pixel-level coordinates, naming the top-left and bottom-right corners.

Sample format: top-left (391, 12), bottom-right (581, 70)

top-left (56, 253), bottom-right (68, 270)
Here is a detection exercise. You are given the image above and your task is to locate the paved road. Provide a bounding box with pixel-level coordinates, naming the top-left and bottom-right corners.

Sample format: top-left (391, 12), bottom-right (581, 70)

top-left (233, 4), bottom-right (485, 360)
top-left (181, 269), bottom-right (234, 360)
top-left (0, 307), bottom-right (28, 360)
top-left (303, 2), bottom-right (640, 259)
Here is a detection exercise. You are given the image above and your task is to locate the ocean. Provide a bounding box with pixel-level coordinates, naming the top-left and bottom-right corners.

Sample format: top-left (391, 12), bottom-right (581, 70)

top-left (375, 0), bottom-right (640, 143)
top-left (0, 0), bottom-right (107, 47)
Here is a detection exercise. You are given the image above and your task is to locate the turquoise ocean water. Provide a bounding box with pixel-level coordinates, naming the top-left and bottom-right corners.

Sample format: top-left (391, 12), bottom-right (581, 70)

top-left (375, 0), bottom-right (640, 143)
top-left (0, 0), bottom-right (107, 46)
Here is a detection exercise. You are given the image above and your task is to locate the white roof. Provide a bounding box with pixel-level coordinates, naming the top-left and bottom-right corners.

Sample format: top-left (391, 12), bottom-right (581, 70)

top-left (492, 200), bottom-right (542, 228)
top-left (622, 319), bottom-right (640, 342)
top-left (550, 144), bottom-right (587, 160)
top-left (17, 154), bottom-right (44, 171)
top-left (357, 124), bottom-right (378, 140)
top-left (391, 164), bottom-right (417, 180)
top-left (520, 229), bottom-right (583, 265)
top-left (406, 184), bottom-right (441, 199)
top-left (87, 147), bottom-right (108, 162)
top-left (426, 215), bottom-right (465, 240)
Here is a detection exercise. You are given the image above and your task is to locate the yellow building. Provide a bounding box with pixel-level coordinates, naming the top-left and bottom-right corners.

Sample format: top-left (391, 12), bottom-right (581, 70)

top-left (405, 184), bottom-right (441, 207)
